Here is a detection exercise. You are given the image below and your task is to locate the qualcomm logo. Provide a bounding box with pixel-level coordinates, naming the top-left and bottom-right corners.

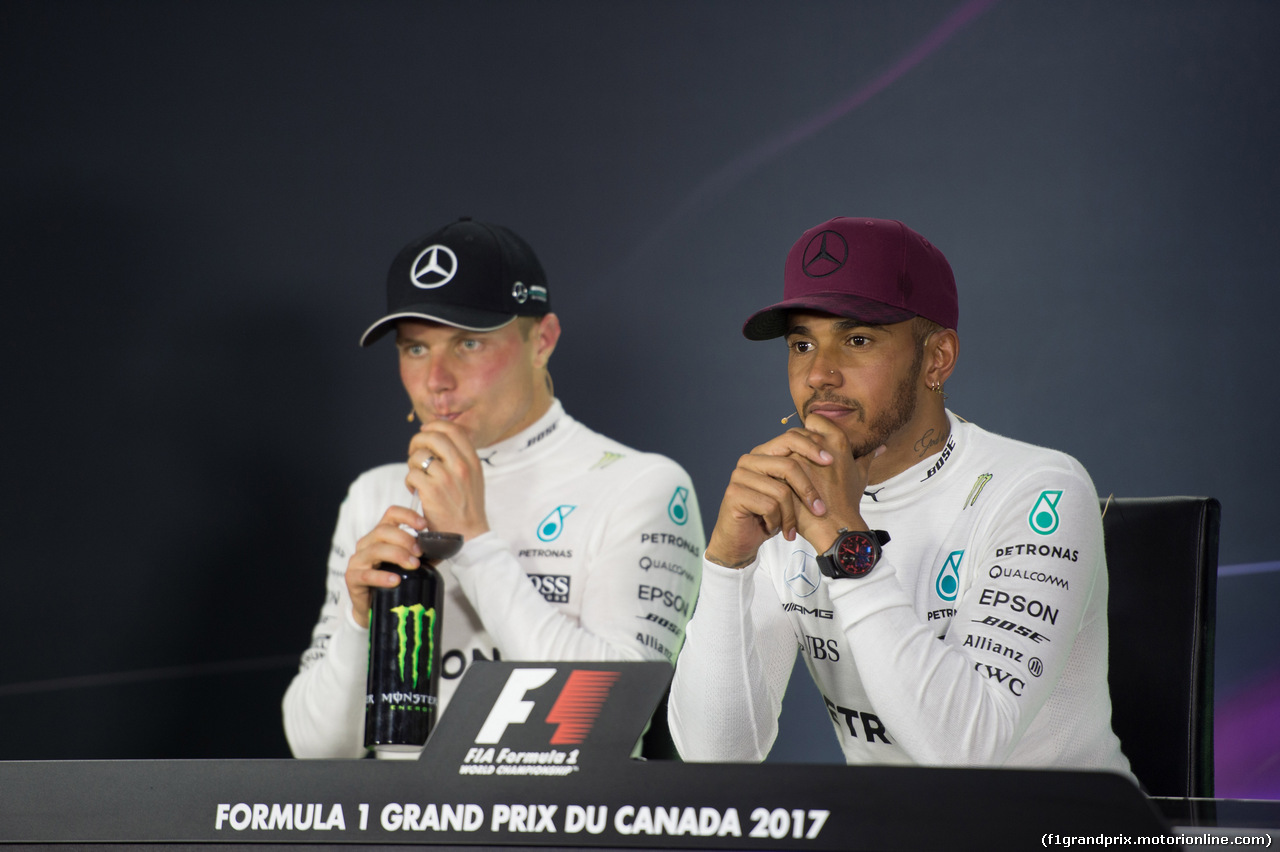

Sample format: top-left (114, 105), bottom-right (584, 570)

top-left (1028, 490), bottom-right (1063, 536)
top-left (784, 551), bottom-right (821, 598)
top-left (935, 551), bottom-right (963, 602)
top-left (537, 505), bottom-right (576, 542)
top-left (667, 487), bottom-right (690, 526)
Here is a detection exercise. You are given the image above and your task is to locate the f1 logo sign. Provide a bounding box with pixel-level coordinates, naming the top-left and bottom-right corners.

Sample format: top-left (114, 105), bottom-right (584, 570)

top-left (475, 668), bottom-right (555, 744)
top-left (473, 667), bottom-right (620, 746)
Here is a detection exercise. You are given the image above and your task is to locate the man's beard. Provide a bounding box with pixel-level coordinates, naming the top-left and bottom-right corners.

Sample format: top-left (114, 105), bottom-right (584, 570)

top-left (804, 343), bottom-right (925, 459)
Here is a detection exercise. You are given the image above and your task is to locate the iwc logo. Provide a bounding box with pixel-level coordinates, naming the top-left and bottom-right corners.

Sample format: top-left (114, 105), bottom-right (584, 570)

top-left (410, 245), bottom-right (458, 289)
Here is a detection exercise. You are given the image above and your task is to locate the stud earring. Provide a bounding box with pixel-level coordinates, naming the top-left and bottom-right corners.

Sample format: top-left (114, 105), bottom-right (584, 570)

top-left (407, 410), bottom-right (416, 423)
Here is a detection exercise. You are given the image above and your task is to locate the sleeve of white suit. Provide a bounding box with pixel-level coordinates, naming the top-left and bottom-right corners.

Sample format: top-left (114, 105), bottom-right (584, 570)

top-left (668, 556), bottom-right (801, 762)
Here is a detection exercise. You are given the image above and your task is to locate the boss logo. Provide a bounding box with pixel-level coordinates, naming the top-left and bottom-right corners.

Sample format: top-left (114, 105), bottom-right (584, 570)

top-left (528, 574), bottom-right (571, 603)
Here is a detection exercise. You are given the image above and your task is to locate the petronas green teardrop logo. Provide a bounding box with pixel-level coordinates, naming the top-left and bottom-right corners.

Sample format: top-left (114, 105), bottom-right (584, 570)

top-left (537, 505), bottom-right (576, 541)
top-left (936, 550), bottom-right (963, 602)
top-left (668, 487), bottom-right (690, 526)
top-left (1029, 490), bottom-right (1063, 536)
top-left (389, 604), bottom-right (435, 688)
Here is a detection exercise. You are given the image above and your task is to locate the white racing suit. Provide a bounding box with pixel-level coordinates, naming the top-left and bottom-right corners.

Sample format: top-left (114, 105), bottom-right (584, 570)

top-left (284, 400), bottom-right (704, 758)
top-left (670, 412), bottom-right (1132, 775)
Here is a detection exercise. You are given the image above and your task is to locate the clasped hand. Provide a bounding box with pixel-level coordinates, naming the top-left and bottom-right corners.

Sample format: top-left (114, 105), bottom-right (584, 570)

top-left (705, 414), bottom-right (882, 569)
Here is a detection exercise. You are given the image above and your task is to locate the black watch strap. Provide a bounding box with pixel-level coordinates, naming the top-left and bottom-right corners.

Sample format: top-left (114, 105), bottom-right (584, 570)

top-left (816, 528), bottom-right (891, 580)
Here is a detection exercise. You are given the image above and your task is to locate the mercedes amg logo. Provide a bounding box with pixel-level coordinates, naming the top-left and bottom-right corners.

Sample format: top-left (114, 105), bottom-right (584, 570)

top-left (784, 552), bottom-right (820, 598)
top-left (410, 245), bottom-right (458, 289)
top-left (802, 230), bottom-right (848, 278)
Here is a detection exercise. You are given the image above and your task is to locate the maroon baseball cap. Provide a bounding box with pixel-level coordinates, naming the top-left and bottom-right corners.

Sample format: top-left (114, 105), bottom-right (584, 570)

top-left (742, 217), bottom-right (958, 340)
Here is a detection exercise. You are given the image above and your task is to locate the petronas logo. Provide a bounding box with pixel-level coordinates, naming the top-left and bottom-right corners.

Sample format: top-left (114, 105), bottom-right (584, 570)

top-left (537, 505), bottom-right (576, 542)
top-left (936, 551), bottom-right (963, 602)
top-left (389, 604), bottom-right (435, 688)
top-left (668, 487), bottom-right (690, 526)
top-left (1028, 490), bottom-right (1063, 536)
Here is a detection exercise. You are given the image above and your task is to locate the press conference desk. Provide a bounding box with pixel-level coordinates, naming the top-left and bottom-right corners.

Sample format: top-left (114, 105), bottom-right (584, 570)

top-left (2, 663), bottom-right (1271, 849)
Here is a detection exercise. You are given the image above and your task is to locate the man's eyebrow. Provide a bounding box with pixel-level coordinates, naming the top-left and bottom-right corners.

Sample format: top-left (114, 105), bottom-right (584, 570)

top-left (784, 319), bottom-right (886, 336)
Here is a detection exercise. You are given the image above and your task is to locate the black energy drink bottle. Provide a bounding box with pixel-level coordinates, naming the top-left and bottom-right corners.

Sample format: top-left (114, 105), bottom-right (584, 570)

top-left (363, 531), bottom-right (461, 755)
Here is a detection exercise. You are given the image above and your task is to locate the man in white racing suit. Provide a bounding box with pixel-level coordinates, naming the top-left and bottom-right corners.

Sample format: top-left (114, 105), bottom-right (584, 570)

top-left (284, 218), bottom-right (703, 759)
top-left (669, 217), bottom-right (1131, 776)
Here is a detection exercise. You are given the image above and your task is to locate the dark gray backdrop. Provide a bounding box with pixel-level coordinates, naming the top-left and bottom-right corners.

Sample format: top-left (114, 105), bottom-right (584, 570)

top-left (2, 1), bottom-right (1277, 786)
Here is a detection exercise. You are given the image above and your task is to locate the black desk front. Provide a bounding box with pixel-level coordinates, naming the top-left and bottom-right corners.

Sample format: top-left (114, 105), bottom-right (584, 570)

top-left (0, 662), bottom-right (1269, 849)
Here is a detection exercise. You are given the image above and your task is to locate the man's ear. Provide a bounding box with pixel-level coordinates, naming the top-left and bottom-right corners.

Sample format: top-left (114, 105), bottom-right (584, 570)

top-left (925, 328), bottom-right (959, 388)
top-left (532, 312), bottom-right (561, 369)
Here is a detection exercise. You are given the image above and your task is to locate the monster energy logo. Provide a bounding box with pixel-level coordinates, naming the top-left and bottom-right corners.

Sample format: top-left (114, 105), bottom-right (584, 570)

top-left (964, 473), bottom-right (993, 509)
top-left (389, 604), bottom-right (436, 687)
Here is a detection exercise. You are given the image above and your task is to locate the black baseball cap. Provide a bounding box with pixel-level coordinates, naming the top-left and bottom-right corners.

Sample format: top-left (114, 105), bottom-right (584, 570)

top-left (359, 217), bottom-right (551, 346)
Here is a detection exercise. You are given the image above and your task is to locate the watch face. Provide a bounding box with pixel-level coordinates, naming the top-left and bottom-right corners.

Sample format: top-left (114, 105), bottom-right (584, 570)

top-left (835, 531), bottom-right (878, 578)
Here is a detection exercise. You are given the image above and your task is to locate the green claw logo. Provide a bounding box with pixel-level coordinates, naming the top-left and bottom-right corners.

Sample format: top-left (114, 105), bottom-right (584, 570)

top-left (668, 487), bottom-right (690, 526)
top-left (1028, 490), bottom-right (1064, 536)
top-left (389, 604), bottom-right (436, 687)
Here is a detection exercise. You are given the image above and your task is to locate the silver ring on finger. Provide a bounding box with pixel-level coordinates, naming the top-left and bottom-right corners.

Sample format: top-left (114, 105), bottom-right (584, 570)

top-left (420, 455), bottom-right (435, 473)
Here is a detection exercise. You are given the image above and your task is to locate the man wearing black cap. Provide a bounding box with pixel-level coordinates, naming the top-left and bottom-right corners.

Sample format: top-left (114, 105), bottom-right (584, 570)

top-left (284, 218), bottom-right (703, 758)
top-left (668, 217), bottom-right (1131, 774)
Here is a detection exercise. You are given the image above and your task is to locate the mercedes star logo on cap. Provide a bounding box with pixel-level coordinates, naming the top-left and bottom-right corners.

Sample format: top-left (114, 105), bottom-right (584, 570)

top-left (802, 230), bottom-right (848, 278)
top-left (410, 245), bottom-right (458, 289)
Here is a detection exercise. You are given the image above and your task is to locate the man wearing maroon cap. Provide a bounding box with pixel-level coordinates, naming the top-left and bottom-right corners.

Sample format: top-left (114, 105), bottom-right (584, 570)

top-left (669, 217), bottom-right (1132, 775)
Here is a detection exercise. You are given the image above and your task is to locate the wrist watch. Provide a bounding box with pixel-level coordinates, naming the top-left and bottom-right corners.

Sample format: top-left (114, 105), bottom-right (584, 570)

top-left (816, 529), bottom-right (891, 579)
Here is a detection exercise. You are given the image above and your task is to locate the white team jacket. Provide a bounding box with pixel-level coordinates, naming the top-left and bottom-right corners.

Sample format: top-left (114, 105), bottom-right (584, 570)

top-left (670, 412), bottom-right (1132, 775)
top-left (284, 400), bottom-right (704, 758)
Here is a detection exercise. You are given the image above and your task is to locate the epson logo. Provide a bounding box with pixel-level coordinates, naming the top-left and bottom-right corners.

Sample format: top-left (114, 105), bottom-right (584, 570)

top-left (782, 602), bottom-right (834, 619)
top-left (638, 585), bottom-right (689, 615)
top-left (529, 574), bottom-right (571, 603)
top-left (976, 588), bottom-right (1059, 624)
top-left (801, 634), bottom-right (840, 662)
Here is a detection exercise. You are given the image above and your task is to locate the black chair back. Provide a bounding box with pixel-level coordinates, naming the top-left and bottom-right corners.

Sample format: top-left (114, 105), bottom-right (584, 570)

top-left (1101, 496), bottom-right (1219, 798)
